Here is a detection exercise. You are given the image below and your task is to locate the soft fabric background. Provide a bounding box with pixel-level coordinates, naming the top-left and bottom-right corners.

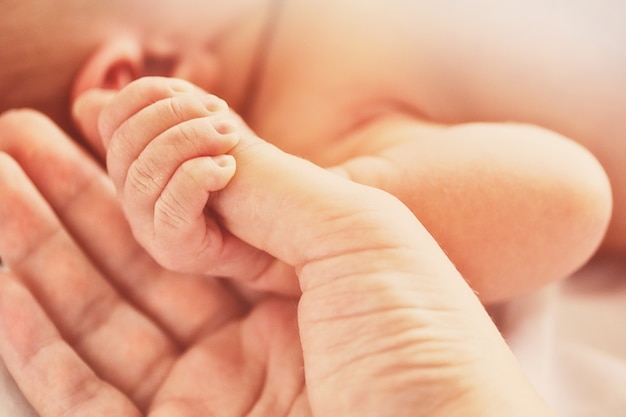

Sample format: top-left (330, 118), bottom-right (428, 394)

top-left (499, 253), bottom-right (626, 417)
top-left (1, 254), bottom-right (625, 417)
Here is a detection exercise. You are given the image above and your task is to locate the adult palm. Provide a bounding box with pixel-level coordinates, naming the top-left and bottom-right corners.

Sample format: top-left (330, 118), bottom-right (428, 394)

top-left (0, 110), bottom-right (308, 416)
top-left (0, 108), bottom-right (554, 417)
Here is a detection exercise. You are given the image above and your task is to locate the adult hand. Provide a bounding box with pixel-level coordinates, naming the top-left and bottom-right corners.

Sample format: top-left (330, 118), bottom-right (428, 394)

top-left (0, 107), bottom-right (556, 416)
top-left (0, 110), bottom-right (303, 416)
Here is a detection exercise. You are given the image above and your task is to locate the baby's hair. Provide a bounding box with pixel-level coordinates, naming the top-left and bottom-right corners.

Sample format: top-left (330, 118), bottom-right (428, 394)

top-left (0, 0), bottom-right (109, 122)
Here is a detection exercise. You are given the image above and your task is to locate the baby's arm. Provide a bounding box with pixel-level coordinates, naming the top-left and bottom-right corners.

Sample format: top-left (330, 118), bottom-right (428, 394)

top-left (90, 76), bottom-right (612, 303)
top-left (5, 80), bottom-right (561, 417)
top-left (330, 116), bottom-right (613, 302)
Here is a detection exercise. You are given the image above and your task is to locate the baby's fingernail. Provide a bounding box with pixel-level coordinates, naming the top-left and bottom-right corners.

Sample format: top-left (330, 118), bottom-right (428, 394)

top-left (201, 94), bottom-right (229, 113)
top-left (214, 120), bottom-right (236, 135)
top-left (212, 154), bottom-right (236, 169)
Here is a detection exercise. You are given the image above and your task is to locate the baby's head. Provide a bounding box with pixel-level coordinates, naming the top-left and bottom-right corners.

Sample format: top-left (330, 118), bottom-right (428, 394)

top-left (1, 0), bottom-right (263, 133)
top-left (1, 0), bottom-right (117, 129)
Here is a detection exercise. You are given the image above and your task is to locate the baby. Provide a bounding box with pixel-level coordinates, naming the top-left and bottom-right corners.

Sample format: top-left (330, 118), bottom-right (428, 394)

top-left (0, 79), bottom-right (562, 417)
top-left (78, 77), bottom-right (439, 289)
top-left (74, 75), bottom-right (611, 303)
top-left (2, 0), bottom-right (622, 302)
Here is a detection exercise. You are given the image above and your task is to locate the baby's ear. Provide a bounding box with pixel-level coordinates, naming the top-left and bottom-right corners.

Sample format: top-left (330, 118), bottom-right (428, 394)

top-left (71, 35), bottom-right (143, 102)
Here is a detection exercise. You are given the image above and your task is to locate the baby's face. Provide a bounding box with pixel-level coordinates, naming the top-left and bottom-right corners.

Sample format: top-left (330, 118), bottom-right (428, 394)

top-left (134, 0), bottom-right (257, 48)
top-left (126, 0), bottom-right (264, 92)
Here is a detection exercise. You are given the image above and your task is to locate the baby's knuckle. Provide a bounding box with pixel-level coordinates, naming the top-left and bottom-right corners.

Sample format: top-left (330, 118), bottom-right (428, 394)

top-left (172, 119), bottom-right (203, 146)
top-left (126, 160), bottom-right (161, 196)
top-left (155, 195), bottom-right (189, 230)
top-left (164, 96), bottom-right (191, 122)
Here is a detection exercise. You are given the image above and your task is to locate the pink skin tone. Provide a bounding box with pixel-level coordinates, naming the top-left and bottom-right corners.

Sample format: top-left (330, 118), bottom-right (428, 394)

top-left (1, 0), bottom-right (616, 305)
top-left (84, 77), bottom-right (613, 303)
top-left (0, 1), bottom-right (621, 414)
top-left (0, 77), bottom-right (557, 417)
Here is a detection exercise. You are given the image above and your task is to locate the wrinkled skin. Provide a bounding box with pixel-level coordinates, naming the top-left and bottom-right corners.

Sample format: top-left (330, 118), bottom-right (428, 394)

top-left (0, 79), bottom-right (555, 416)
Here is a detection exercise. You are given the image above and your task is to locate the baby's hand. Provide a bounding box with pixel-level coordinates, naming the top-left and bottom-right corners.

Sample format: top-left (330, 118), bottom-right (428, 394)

top-left (97, 78), bottom-right (242, 272)
top-left (86, 77), bottom-right (425, 296)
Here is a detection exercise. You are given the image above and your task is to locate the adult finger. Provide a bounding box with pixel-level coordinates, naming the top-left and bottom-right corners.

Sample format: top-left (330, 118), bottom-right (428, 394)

top-left (73, 83), bottom-right (301, 296)
top-left (0, 152), bottom-right (178, 408)
top-left (0, 110), bottom-right (292, 340)
top-left (0, 273), bottom-right (142, 417)
top-left (134, 105), bottom-right (558, 415)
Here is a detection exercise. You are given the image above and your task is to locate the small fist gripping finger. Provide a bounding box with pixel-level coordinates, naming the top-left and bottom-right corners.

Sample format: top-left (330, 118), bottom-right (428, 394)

top-left (153, 152), bottom-right (237, 259)
top-left (99, 77), bottom-right (242, 272)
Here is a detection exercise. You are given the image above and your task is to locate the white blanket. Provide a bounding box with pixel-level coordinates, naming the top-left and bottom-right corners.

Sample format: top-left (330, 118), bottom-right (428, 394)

top-left (2, 254), bottom-right (625, 416)
top-left (500, 254), bottom-right (626, 416)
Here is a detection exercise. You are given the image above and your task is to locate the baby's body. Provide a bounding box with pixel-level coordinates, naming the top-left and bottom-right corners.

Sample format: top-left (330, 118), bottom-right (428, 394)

top-left (2, 0), bottom-right (624, 302)
top-left (211, 0), bottom-right (619, 301)
top-left (79, 74), bottom-right (610, 303)
top-left (240, 0), bottom-right (623, 240)
top-left (0, 2), bottom-right (623, 415)
top-left (0, 78), bottom-right (563, 417)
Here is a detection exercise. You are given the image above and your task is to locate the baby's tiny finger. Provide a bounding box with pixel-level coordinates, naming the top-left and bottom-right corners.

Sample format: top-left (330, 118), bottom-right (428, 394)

top-left (106, 93), bottom-right (232, 192)
top-left (98, 77), bottom-right (206, 147)
top-left (144, 156), bottom-right (237, 273)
